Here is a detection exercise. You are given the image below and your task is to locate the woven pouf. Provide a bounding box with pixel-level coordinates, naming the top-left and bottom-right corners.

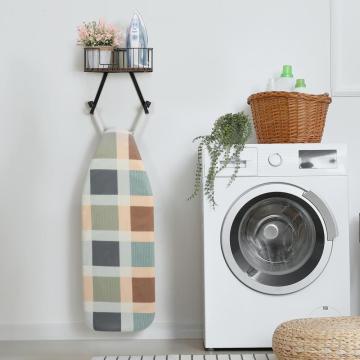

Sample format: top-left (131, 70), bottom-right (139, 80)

top-left (273, 317), bottom-right (360, 360)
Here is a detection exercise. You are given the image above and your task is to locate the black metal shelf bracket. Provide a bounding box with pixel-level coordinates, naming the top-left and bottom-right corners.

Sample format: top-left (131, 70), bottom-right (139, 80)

top-left (129, 72), bottom-right (151, 114)
top-left (88, 73), bottom-right (108, 114)
top-left (88, 72), bottom-right (151, 115)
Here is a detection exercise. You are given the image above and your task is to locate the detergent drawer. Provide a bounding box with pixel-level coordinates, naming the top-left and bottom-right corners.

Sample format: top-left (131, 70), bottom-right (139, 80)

top-left (206, 147), bottom-right (258, 178)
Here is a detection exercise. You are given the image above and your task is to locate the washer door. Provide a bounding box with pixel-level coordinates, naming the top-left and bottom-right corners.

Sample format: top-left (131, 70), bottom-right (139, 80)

top-left (221, 183), bottom-right (337, 295)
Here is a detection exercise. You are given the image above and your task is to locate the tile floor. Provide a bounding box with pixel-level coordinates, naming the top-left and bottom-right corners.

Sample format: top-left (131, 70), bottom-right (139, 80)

top-left (0, 339), bottom-right (275, 360)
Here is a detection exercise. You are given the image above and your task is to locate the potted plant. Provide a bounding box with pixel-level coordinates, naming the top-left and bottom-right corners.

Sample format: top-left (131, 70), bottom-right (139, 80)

top-left (189, 112), bottom-right (252, 208)
top-left (77, 19), bottom-right (122, 69)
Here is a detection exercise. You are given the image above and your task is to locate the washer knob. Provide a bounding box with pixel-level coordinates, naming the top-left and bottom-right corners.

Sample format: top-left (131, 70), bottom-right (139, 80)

top-left (268, 153), bottom-right (282, 167)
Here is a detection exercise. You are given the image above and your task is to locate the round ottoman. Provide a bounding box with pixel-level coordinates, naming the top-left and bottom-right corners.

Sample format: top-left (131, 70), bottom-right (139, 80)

top-left (273, 316), bottom-right (360, 360)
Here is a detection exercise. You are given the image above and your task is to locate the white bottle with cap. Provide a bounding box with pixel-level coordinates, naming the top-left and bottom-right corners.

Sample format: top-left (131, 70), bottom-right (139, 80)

top-left (294, 78), bottom-right (307, 93)
top-left (275, 65), bottom-right (295, 91)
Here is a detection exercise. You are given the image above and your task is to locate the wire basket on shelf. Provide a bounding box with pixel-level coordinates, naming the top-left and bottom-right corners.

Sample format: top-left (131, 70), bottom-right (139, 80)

top-left (247, 91), bottom-right (332, 143)
top-left (84, 47), bottom-right (153, 72)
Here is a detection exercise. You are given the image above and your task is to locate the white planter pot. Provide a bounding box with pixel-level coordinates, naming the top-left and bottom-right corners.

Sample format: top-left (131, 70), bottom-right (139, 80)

top-left (85, 47), bottom-right (113, 69)
top-left (99, 48), bottom-right (113, 68)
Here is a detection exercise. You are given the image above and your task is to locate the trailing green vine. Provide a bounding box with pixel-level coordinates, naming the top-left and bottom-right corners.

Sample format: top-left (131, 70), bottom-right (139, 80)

top-left (189, 112), bottom-right (252, 208)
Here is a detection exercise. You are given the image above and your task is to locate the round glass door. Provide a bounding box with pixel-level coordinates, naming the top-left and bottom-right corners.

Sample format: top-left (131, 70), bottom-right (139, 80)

top-left (222, 186), bottom-right (334, 295)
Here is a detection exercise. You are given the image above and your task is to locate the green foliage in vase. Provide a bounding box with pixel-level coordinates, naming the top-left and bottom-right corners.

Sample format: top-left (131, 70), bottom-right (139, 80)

top-left (189, 112), bottom-right (252, 208)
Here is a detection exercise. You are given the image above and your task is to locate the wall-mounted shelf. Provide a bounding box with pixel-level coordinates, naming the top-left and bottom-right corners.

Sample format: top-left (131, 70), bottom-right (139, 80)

top-left (85, 68), bottom-right (152, 73)
top-left (85, 48), bottom-right (153, 114)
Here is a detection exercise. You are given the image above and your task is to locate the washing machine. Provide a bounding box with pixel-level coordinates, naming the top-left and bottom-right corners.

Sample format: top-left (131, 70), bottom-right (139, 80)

top-left (202, 144), bottom-right (350, 349)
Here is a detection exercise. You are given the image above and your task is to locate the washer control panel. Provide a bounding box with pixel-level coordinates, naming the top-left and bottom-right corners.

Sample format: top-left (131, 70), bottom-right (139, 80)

top-left (257, 144), bottom-right (346, 176)
top-left (268, 153), bottom-right (283, 167)
top-left (209, 144), bottom-right (346, 178)
top-left (214, 147), bottom-right (258, 177)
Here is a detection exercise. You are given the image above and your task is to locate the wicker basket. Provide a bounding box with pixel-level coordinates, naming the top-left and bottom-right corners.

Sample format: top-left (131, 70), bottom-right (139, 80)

top-left (273, 316), bottom-right (360, 360)
top-left (247, 91), bottom-right (332, 143)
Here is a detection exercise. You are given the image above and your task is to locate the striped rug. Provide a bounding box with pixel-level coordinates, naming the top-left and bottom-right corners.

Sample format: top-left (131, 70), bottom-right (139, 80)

top-left (92, 354), bottom-right (276, 360)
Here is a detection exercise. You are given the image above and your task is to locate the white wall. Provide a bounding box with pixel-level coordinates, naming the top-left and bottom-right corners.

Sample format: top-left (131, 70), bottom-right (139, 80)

top-left (0, 0), bottom-right (358, 340)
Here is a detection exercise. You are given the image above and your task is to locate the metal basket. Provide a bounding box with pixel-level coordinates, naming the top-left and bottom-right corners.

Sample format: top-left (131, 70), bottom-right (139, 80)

top-left (84, 47), bottom-right (153, 72)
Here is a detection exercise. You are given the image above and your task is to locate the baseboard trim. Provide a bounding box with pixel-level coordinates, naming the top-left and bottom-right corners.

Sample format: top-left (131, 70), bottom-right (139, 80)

top-left (0, 321), bottom-right (203, 341)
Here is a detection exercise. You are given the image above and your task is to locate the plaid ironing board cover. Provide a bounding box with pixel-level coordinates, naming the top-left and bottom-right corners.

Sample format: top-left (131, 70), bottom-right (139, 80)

top-left (82, 130), bottom-right (155, 331)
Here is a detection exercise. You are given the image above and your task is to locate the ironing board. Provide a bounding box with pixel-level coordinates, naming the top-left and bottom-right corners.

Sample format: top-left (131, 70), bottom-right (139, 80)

top-left (82, 130), bottom-right (155, 332)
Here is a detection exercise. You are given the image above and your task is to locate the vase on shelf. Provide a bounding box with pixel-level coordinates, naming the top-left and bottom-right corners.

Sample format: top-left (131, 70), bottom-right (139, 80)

top-left (85, 46), bottom-right (113, 69)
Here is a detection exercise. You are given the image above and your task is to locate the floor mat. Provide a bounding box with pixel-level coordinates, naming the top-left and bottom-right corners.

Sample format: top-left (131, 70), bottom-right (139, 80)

top-left (92, 354), bottom-right (276, 360)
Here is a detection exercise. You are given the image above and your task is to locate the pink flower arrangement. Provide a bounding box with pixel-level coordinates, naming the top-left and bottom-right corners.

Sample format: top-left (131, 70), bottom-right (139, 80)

top-left (77, 18), bottom-right (122, 47)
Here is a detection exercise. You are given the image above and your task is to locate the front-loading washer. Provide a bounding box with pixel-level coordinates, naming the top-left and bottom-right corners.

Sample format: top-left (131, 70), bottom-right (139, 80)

top-left (202, 144), bottom-right (350, 349)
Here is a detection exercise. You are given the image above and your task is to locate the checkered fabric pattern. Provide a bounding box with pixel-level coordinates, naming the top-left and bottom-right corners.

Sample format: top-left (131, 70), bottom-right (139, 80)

top-left (82, 131), bottom-right (155, 332)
